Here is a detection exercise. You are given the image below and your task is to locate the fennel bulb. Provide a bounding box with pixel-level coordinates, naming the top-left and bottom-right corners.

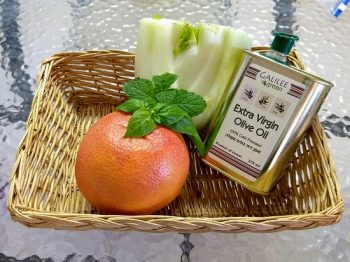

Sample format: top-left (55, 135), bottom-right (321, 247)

top-left (135, 18), bottom-right (252, 128)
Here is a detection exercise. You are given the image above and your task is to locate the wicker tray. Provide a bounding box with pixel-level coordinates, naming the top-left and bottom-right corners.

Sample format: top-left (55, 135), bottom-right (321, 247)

top-left (7, 49), bottom-right (344, 233)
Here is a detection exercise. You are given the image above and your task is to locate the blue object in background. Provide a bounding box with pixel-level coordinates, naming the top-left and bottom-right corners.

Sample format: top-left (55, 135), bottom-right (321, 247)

top-left (332, 0), bottom-right (349, 17)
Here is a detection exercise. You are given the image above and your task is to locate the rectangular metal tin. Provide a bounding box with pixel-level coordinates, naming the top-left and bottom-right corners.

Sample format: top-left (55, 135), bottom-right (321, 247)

top-left (203, 49), bottom-right (333, 194)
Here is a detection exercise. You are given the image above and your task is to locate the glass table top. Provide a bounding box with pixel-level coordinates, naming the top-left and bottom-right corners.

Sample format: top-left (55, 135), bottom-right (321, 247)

top-left (0, 0), bottom-right (349, 261)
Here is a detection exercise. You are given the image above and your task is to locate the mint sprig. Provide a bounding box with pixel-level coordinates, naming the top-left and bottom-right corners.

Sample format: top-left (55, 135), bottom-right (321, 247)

top-left (116, 72), bottom-right (206, 156)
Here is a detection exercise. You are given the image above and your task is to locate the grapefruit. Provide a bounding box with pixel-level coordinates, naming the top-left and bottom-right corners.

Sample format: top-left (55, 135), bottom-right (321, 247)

top-left (75, 111), bottom-right (189, 214)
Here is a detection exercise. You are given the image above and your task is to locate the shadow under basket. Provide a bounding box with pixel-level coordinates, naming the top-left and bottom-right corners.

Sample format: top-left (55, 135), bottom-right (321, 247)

top-left (7, 49), bottom-right (344, 233)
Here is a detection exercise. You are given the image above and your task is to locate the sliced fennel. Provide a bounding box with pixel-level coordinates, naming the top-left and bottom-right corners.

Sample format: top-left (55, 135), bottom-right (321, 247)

top-left (135, 18), bottom-right (252, 128)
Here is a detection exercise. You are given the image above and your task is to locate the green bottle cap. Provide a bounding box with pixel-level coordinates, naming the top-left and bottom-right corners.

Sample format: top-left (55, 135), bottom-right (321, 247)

top-left (271, 32), bottom-right (299, 55)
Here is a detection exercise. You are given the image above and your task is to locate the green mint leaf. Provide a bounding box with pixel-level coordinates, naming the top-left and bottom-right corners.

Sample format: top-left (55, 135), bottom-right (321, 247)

top-left (154, 89), bottom-right (177, 104)
top-left (155, 89), bottom-right (206, 117)
top-left (116, 99), bottom-right (144, 113)
top-left (152, 73), bottom-right (178, 93)
top-left (173, 90), bottom-right (206, 117)
top-left (166, 114), bottom-right (196, 136)
top-left (123, 78), bottom-right (155, 102)
top-left (166, 115), bottom-right (205, 156)
top-left (151, 103), bottom-right (187, 125)
top-left (124, 108), bottom-right (156, 137)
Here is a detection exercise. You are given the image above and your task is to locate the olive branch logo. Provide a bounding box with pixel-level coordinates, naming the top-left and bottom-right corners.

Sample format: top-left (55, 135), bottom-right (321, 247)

top-left (259, 96), bottom-right (269, 106)
top-left (244, 89), bottom-right (254, 99)
top-left (275, 102), bottom-right (285, 113)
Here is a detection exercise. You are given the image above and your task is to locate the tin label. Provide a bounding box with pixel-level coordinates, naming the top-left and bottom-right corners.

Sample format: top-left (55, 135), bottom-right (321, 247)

top-left (208, 64), bottom-right (305, 181)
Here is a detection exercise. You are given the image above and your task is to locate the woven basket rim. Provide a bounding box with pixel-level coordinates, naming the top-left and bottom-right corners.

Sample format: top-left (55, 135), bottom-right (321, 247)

top-left (10, 201), bottom-right (345, 219)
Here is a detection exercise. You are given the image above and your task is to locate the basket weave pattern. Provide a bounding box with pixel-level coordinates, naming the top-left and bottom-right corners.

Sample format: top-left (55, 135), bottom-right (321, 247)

top-left (7, 49), bottom-right (344, 232)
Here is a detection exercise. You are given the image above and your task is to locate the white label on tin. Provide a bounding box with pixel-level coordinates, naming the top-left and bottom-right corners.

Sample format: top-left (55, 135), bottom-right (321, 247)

top-left (209, 64), bottom-right (305, 181)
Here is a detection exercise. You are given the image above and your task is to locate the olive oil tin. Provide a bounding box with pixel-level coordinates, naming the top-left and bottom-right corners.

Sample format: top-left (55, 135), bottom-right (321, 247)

top-left (202, 49), bottom-right (333, 194)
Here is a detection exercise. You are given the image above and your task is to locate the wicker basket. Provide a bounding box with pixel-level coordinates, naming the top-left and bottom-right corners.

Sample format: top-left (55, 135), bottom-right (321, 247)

top-left (7, 48), bottom-right (344, 233)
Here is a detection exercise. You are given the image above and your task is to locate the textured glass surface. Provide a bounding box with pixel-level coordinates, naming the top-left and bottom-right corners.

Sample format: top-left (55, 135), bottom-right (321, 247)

top-left (0, 0), bottom-right (349, 261)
